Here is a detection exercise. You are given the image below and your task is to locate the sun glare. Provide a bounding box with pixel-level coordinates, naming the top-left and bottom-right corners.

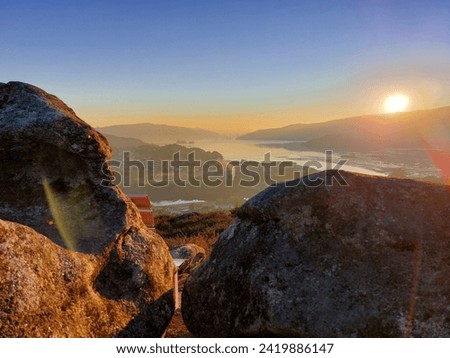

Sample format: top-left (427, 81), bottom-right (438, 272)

top-left (383, 94), bottom-right (410, 113)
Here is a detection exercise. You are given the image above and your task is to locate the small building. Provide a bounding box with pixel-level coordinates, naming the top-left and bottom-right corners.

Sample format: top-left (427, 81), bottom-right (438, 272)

top-left (128, 194), bottom-right (155, 230)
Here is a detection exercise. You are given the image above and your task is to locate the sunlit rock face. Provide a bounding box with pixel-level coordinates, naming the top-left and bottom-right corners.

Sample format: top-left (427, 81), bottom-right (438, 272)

top-left (183, 171), bottom-right (450, 337)
top-left (0, 219), bottom-right (175, 337)
top-left (0, 82), bottom-right (175, 337)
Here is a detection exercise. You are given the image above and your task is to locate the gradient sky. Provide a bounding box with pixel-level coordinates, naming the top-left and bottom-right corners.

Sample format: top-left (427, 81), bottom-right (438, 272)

top-left (1, 0), bottom-right (449, 134)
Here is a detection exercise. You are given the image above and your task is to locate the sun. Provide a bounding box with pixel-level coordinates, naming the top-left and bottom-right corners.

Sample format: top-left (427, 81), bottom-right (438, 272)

top-left (383, 94), bottom-right (410, 113)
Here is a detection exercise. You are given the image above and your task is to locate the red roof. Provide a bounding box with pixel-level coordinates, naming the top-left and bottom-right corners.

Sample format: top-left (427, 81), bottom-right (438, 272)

top-left (128, 194), bottom-right (155, 228)
top-left (129, 194), bottom-right (152, 209)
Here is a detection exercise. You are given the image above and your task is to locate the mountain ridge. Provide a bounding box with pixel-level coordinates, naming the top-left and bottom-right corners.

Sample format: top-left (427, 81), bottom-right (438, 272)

top-left (102, 133), bottom-right (149, 148)
top-left (98, 122), bottom-right (224, 144)
top-left (238, 106), bottom-right (450, 152)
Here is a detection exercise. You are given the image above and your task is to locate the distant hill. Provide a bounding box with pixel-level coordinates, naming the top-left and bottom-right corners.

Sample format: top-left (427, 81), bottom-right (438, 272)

top-left (113, 143), bottom-right (223, 162)
top-left (239, 106), bottom-right (450, 152)
top-left (103, 133), bottom-right (149, 148)
top-left (98, 123), bottom-right (224, 144)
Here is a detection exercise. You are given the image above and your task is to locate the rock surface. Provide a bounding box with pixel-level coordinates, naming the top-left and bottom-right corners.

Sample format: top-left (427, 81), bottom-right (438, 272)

top-left (0, 220), bottom-right (173, 337)
top-left (170, 244), bottom-right (206, 274)
top-left (182, 170), bottom-right (450, 337)
top-left (0, 82), bottom-right (175, 337)
top-left (1, 81), bottom-right (131, 253)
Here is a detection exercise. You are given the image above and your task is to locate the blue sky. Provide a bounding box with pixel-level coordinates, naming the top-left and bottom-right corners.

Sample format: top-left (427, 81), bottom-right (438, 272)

top-left (1, 0), bottom-right (449, 132)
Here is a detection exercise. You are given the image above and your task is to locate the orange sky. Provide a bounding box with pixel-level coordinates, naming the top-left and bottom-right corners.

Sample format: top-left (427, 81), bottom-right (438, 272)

top-left (77, 68), bottom-right (450, 135)
top-left (5, 2), bottom-right (448, 135)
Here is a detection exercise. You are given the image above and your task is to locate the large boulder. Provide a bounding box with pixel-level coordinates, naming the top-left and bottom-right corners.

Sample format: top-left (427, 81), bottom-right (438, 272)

top-left (0, 220), bottom-right (173, 337)
top-left (1, 81), bottom-right (131, 253)
top-left (182, 170), bottom-right (450, 337)
top-left (0, 82), bottom-right (175, 337)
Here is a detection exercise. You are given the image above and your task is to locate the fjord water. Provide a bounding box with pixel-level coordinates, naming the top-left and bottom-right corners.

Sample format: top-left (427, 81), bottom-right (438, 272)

top-left (193, 139), bottom-right (388, 176)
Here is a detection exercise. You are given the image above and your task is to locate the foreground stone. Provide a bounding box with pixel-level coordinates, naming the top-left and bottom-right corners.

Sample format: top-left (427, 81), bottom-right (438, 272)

top-left (170, 244), bottom-right (206, 274)
top-left (0, 82), bottom-right (175, 337)
top-left (182, 171), bottom-right (450, 337)
top-left (0, 220), bottom-right (173, 337)
top-left (1, 81), bottom-right (134, 253)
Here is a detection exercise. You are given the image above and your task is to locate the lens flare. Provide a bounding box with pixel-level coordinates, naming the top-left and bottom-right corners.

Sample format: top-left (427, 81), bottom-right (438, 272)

top-left (42, 178), bottom-right (76, 251)
top-left (421, 140), bottom-right (450, 189)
